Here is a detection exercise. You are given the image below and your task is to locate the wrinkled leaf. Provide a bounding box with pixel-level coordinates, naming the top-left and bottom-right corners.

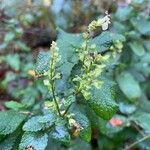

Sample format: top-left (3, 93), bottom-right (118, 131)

top-left (20, 132), bottom-right (48, 150)
top-left (75, 113), bottom-right (91, 142)
top-left (36, 51), bottom-right (50, 74)
top-left (0, 133), bottom-right (17, 150)
top-left (56, 28), bottom-right (83, 78)
top-left (0, 111), bottom-right (26, 135)
top-left (23, 113), bottom-right (56, 132)
top-left (88, 78), bottom-right (118, 120)
top-left (50, 123), bottom-right (70, 143)
top-left (91, 31), bottom-right (125, 52)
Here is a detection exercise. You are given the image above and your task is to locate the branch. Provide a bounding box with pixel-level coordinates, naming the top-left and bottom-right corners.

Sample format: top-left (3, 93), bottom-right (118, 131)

top-left (125, 134), bottom-right (150, 150)
top-left (51, 82), bottom-right (61, 117)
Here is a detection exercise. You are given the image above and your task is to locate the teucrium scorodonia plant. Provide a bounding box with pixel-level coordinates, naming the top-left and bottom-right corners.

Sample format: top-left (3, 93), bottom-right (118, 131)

top-left (0, 14), bottom-right (125, 150)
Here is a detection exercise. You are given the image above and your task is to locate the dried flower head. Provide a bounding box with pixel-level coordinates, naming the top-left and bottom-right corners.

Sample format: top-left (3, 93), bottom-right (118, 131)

top-left (98, 12), bottom-right (111, 30)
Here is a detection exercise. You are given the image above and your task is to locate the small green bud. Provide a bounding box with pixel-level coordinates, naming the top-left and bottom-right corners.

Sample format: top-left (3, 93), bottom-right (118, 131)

top-left (43, 79), bottom-right (50, 86)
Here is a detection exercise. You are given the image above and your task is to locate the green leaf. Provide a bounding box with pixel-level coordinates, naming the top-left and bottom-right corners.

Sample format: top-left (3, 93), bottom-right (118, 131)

top-left (36, 51), bottom-right (50, 74)
top-left (117, 71), bottom-right (142, 99)
top-left (0, 111), bottom-right (26, 135)
top-left (131, 112), bottom-right (150, 132)
top-left (88, 78), bottom-right (118, 120)
top-left (23, 113), bottom-right (56, 132)
top-left (56, 29), bottom-right (83, 78)
top-left (70, 139), bottom-right (92, 150)
top-left (5, 54), bottom-right (20, 71)
top-left (115, 6), bottom-right (133, 21)
top-left (133, 0), bottom-right (145, 4)
top-left (23, 116), bottom-right (44, 132)
top-left (0, 133), bottom-right (17, 150)
top-left (144, 40), bottom-right (150, 51)
top-left (131, 16), bottom-right (150, 35)
top-left (129, 42), bottom-right (145, 56)
top-left (5, 101), bottom-right (25, 111)
top-left (2, 71), bottom-right (16, 86)
top-left (86, 107), bottom-right (108, 134)
top-left (19, 132), bottom-right (48, 150)
top-left (91, 31), bottom-right (125, 52)
top-left (15, 41), bottom-right (30, 51)
top-left (63, 95), bottom-right (76, 108)
top-left (4, 32), bottom-right (15, 43)
top-left (74, 113), bottom-right (91, 142)
top-left (119, 102), bottom-right (136, 115)
top-left (50, 123), bottom-right (70, 143)
top-left (38, 113), bottom-right (56, 124)
top-left (21, 86), bottom-right (38, 107)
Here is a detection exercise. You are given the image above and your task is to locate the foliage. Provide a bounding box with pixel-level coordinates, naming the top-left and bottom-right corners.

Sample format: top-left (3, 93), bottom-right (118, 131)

top-left (0, 0), bottom-right (150, 150)
top-left (0, 12), bottom-right (124, 149)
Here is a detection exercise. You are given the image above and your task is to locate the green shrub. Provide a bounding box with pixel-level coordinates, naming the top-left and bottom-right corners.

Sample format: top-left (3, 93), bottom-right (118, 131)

top-left (0, 15), bottom-right (125, 150)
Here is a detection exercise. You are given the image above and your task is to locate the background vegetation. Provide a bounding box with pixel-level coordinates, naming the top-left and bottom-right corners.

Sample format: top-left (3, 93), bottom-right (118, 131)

top-left (0, 0), bottom-right (150, 150)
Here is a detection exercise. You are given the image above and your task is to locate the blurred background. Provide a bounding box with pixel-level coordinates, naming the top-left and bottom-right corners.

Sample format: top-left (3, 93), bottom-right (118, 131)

top-left (0, 0), bottom-right (150, 149)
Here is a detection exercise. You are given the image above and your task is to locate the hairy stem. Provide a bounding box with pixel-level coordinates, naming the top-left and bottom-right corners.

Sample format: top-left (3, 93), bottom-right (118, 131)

top-left (51, 82), bottom-right (61, 116)
top-left (50, 52), bottom-right (61, 117)
top-left (62, 103), bottom-right (72, 117)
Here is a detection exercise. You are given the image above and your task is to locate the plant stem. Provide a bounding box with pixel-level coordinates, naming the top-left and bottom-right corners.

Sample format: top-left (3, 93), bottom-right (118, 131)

top-left (125, 134), bottom-right (150, 150)
top-left (132, 122), bottom-right (145, 137)
top-left (82, 39), bottom-right (88, 64)
top-left (50, 52), bottom-right (61, 117)
top-left (51, 82), bottom-right (61, 116)
top-left (62, 104), bottom-right (72, 117)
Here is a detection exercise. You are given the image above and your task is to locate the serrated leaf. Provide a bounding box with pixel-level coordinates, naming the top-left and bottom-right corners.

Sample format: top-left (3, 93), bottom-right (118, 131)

top-left (88, 78), bottom-right (118, 120)
top-left (56, 29), bottom-right (83, 78)
top-left (50, 123), bottom-right (70, 143)
top-left (23, 116), bottom-right (45, 132)
top-left (36, 51), bottom-right (50, 74)
top-left (0, 111), bottom-right (26, 135)
top-left (117, 71), bottom-right (142, 99)
top-left (19, 132), bottom-right (48, 150)
top-left (91, 31), bottom-right (125, 52)
top-left (38, 113), bottom-right (56, 124)
top-left (74, 113), bottom-right (91, 142)
top-left (129, 42), bottom-right (145, 56)
top-left (63, 95), bottom-right (76, 108)
top-left (0, 133), bottom-right (17, 150)
top-left (23, 113), bottom-right (56, 132)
